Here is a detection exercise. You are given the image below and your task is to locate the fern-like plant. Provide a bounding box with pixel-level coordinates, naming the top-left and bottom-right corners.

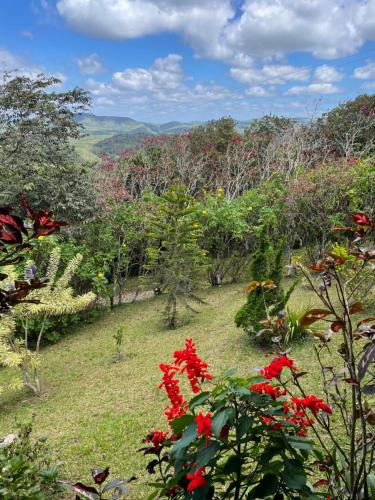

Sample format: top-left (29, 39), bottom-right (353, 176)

top-left (0, 248), bottom-right (95, 394)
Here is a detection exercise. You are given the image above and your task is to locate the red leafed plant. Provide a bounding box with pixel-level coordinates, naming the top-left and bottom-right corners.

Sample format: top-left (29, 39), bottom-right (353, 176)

top-left (0, 194), bottom-right (66, 315)
top-left (61, 467), bottom-right (137, 499)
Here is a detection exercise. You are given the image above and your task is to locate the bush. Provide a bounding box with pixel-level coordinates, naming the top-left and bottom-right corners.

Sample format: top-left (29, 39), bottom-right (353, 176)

top-left (140, 338), bottom-right (328, 498)
top-left (0, 421), bottom-right (61, 499)
top-left (235, 232), bottom-right (295, 343)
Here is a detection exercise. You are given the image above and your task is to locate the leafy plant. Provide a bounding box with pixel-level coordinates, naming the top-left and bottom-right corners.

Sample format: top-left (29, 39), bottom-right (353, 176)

top-left (62, 467), bottom-right (137, 499)
top-left (0, 420), bottom-right (61, 499)
top-left (0, 247), bottom-right (96, 394)
top-left (235, 231), bottom-right (296, 343)
top-left (140, 338), bottom-right (328, 499)
top-left (112, 325), bottom-right (124, 362)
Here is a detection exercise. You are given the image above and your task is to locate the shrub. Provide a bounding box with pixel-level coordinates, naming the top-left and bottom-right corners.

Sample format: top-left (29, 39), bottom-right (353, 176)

top-left (140, 338), bottom-right (327, 499)
top-left (0, 421), bottom-right (61, 499)
top-left (235, 232), bottom-right (295, 343)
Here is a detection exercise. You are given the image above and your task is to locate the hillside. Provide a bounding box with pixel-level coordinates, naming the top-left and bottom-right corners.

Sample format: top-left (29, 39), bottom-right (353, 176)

top-left (74, 114), bottom-right (308, 160)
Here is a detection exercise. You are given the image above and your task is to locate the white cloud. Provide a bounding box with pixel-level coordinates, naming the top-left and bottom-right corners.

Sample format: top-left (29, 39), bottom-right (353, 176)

top-left (354, 61), bottom-right (375, 79)
top-left (361, 81), bottom-right (375, 89)
top-left (314, 65), bottom-right (343, 83)
top-left (246, 86), bottom-right (272, 97)
top-left (20, 30), bottom-right (34, 39)
top-left (57, 0), bottom-right (234, 60)
top-left (57, 0), bottom-right (375, 64)
top-left (76, 53), bottom-right (104, 75)
top-left (0, 47), bottom-right (66, 86)
top-left (286, 82), bottom-right (341, 95)
top-left (86, 53), bottom-right (243, 119)
top-left (230, 64), bottom-right (310, 85)
top-left (112, 54), bottom-right (183, 91)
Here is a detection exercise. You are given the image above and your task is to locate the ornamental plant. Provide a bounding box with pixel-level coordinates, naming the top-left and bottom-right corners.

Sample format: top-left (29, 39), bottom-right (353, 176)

top-left (147, 186), bottom-right (207, 328)
top-left (62, 467), bottom-right (137, 499)
top-left (140, 338), bottom-right (332, 499)
top-left (235, 231), bottom-right (296, 344)
top-left (291, 211), bottom-right (375, 499)
top-left (0, 247), bottom-right (95, 395)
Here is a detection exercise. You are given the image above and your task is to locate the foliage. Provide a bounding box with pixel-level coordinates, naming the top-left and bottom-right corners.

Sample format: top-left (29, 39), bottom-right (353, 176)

top-left (235, 231), bottom-right (295, 343)
top-left (141, 338), bottom-right (328, 499)
top-left (0, 420), bottom-right (61, 499)
top-left (0, 73), bottom-right (92, 220)
top-left (147, 186), bottom-right (207, 328)
top-left (316, 93), bottom-right (375, 158)
top-left (0, 247), bottom-right (95, 394)
top-left (288, 212), bottom-right (375, 498)
top-left (62, 466), bottom-right (137, 499)
top-left (112, 325), bottom-right (124, 363)
top-left (197, 192), bottom-right (252, 286)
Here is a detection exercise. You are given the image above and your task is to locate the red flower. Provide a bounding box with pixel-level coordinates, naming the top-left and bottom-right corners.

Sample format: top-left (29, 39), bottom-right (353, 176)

top-left (352, 212), bottom-right (371, 226)
top-left (145, 430), bottom-right (169, 450)
top-left (173, 338), bottom-right (212, 393)
top-left (159, 363), bottom-right (187, 423)
top-left (195, 412), bottom-right (212, 447)
top-left (186, 468), bottom-right (206, 492)
top-left (250, 382), bottom-right (286, 400)
top-left (292, 395), bottom-right (332, 416)
top-left (260, 355), bottom-right (298, 380)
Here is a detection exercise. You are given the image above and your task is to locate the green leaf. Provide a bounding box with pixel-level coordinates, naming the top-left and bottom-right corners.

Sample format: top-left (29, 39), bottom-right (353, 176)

top-left (281, 460), bottom-right (307, 490)
top-left (189, 392), bottom-right (210, 411)
top-left (287, 435), bottom-right (314, 450)
top-left (196, 440), bottom-right (221, 468)
top-left (223, 455), bottom-right (241, 474)
top-left (172, 414), bottom-right (195, 434)
top-left (171, 423), bottom-right (197, 460)
top-left (238, 415), bottom-right (253, 438)
top-left (211, 409), bottom-right (233, 438)
top-left (249, 474), bottom-right (278, 498)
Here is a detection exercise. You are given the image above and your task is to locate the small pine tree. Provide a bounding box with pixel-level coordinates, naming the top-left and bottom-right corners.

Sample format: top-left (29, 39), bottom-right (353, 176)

top-left (147, 186), bottom-right (206, 328)
top-left (235, 231), bottom-right (295, 343)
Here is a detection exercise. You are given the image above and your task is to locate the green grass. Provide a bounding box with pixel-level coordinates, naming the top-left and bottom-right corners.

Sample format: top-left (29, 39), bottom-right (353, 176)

top-left (0, 282), bottom-right (336, 497)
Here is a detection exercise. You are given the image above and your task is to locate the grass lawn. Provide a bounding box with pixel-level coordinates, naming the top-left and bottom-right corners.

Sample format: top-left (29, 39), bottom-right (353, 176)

top-left (0, 282), bottom-right (339, 497)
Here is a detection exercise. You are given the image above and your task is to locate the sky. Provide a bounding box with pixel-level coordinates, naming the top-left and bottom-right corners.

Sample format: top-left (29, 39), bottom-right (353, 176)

top-left (1, 0), bottom-right (375, 123)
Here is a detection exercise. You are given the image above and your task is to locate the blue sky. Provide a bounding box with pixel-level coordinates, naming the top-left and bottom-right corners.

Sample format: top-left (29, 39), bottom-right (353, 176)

top-left (1, 0), bottom-right (375, 122)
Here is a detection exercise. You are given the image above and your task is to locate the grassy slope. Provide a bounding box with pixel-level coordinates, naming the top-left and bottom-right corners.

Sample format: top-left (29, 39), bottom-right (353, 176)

top-left (0, 282), bottom-right (327, 497)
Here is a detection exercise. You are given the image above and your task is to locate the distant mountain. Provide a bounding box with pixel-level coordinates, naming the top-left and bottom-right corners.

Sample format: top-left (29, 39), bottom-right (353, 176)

top-left (74, 113), bottom-right (307, 160)
top-left (75, 113), bottom-right (200, 136)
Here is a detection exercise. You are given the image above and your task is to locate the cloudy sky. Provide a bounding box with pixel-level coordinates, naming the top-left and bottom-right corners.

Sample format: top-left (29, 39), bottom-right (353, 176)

top-left (1, 0), bottom-right (375, 122)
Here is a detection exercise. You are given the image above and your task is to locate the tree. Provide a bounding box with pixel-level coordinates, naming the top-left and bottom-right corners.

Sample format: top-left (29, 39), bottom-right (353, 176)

top-left (316, 93), bottom-right (375, 159)
top-left (147, 186), bottom-right (206, 328)
top-left (0, 72), bottom-right (91, 214)
top-left (0, 248), bottom-right (95, 394)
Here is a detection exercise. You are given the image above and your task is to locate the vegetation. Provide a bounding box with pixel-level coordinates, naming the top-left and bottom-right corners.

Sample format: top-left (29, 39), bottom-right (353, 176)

top-left (0, 72), bottom-right (375, 498)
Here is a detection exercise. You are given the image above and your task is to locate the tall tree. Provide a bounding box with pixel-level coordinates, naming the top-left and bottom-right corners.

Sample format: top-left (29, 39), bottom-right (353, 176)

top-left (0, 72), bottom-right (91, 216)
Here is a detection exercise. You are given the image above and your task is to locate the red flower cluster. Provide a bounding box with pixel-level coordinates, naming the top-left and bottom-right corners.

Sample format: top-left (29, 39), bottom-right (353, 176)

top-left (292, 395), bottom-right (332, 416)
top-left (173, 338), bottom-right (212, 393)
top-left (145, 430), bottom-right (169, 450)
top-left (186, 468), bottom-right (206, 492)
top-left (251, 382), bottom-right (286, 400)
top-left (260, 355), bottom-right (298, 380)
top-left (159, 339), bottom-right (212, 425)
top-left (195, 412), bottom-right (212, 447)
top-left (159, 363), bottom-right (188, 423)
